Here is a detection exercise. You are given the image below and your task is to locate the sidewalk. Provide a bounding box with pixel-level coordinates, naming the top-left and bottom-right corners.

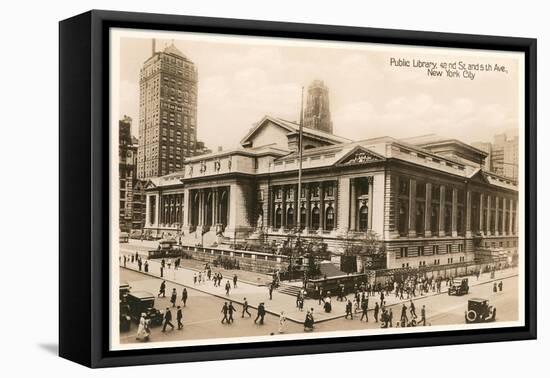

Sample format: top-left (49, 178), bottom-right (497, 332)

top-left (120, 254), bottom-right (517, 324)
top-left (120, 243), bottom-right (272, 287)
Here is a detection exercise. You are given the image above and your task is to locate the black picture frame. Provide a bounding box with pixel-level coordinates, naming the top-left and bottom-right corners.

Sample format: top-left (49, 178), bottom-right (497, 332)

top-left (59, 9), bottom-right (537, 368)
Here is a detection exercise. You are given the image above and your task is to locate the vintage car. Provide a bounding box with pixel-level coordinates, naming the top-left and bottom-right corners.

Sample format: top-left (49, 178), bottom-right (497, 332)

top-left (119, 281), bottom-right (131, 300)
top-left (465, 298), bottom-right (496, 323)
top-left (126, 291), bottom-right (164, 326)
top-left (147, 238), bottom-right (185, 259)
top-left (448, 278), bottom-right (469, 296)
top-left (119, 231), bottom-right (129, 243)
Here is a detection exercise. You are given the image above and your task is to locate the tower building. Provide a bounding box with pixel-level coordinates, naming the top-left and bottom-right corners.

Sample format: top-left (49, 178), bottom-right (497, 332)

top-left (303, 80), bottom-right (333, 134)
top-left (137, 40), bottom-right (198, 178)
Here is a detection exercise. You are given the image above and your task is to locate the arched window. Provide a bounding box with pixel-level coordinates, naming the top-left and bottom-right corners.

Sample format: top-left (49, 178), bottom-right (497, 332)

top-left (299, 206), bottom-right (306, 229)
top-left (311, 207), bottom-right (320, 230)
top-left (275, 208), bottom-right (282, 229)
top-left (286, 207), bottom-right (294, 228)
top-left (325, 206), bottom-right (335, 231)
top-left (359, 205), bottom-right (368, 231)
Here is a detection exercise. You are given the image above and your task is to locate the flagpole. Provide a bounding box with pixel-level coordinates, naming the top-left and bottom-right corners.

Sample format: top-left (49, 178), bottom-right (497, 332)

top-left (297, 87), bottom-right (304, 234)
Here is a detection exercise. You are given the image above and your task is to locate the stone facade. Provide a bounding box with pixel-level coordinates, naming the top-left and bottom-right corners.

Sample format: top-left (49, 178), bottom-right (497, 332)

top-left (143, 116), bottom-right (519, 272)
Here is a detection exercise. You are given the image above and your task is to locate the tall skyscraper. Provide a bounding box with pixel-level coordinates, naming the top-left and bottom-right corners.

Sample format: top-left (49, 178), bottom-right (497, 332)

top-left (137, 40), bottom-right (198, 178)
top-left (303, 80), bottom-right (333, 134)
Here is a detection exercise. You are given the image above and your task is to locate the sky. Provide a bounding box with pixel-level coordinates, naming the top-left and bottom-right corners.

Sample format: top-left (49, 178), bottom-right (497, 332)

top-left (116, 30), bottom-right (522, 150)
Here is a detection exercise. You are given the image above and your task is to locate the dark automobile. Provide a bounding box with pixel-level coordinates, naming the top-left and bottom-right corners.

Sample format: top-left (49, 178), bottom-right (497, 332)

top-left (465, 298), bottom-right (496, 323)
top-left (147, 239), bottom-right (185, 259)
top-left (120, 281), bottom-right (131, 300)
top-left (448, 278), bottom-right (469, 296)
top-left (126, 291), bottom-right (164, 327)
top-left (119, 281), bottom-right (132, 332)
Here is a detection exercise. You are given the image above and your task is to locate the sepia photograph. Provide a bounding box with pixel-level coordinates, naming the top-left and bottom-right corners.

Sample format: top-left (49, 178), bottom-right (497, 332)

top-left (109, 27), bottom-right (525, 351)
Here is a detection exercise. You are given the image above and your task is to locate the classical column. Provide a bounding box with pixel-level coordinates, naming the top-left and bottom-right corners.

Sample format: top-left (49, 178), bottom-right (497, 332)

top-left (502, 197), bottom-right (507, 235)
top-left (424, 183), bottom-right (432, 237)
top-left (294, 184), bottom-right (299, 227)
top-left (494, 196), bottom-right (500, 236)
top-left (368, 177), bottom-right (374, 232)
top-left (350, 178), bottom-right (357, 231)
top-left (479, 194), bottom-right (484, 235)
top-left (145, 194), bottom-right (151, 226)
top-left (451, 188), bottom-right (458, 237)
top-left (438, 185), bottom-right (446, 237)
top-left (408, 178), bottom-right (417, 237)
top-left (269, 186), bottom-right (275, 228)
top-left (333, 180), bottom-right (339, 231)
top-left (305, 183), bottom-right (311, 230)
top-left (486, 195), bottom-right (491, 236)
top-left (320, 182), bottom-right (325, 231)
top-left (508, 199), bottom-right (517, 235)
top-left (212, 188), bottom-right (218, 225)
top-left (198, 190), bottom-right (204, 227)
top-left (153, 193), bottom-right (160, 227)
top-left (513, 199), bottom-right (518, 234)
top-left (281, 186), bottom-right (287, 229)
top-left (465, 190), bottom-right (472, 237)
top-left (181, 189), bottom-right (190, 233)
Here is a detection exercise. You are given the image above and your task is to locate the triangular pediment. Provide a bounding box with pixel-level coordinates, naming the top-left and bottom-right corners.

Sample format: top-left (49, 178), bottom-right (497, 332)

top-left (335, 146), bottom-right (385, 166)
top-left (143, 179), bottom-right (157, 189)
top-left (468, 169), bottom-right (491, 184)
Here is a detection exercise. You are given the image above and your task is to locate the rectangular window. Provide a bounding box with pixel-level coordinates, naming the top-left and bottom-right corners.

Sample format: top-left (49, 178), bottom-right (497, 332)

top-left (433, 245), bottom-right (439, 255)
top-left (399, 247), bottom-right (408, 258)
top-left (446, 244), bottom-right (452, 254)
top-left (419, 246), bottom-right (425, 256)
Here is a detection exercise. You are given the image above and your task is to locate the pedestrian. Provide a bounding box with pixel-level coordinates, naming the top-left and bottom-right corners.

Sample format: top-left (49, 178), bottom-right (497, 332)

top-left (176, 306), bottom-right (183, 330)
top-left (389, 308), bottom-right (394, 327)
top-left (198, 271), bottom-right (202, 284)
top-left (269, 283), bottom-right (274, 300)
top-left (228, 301), bottom-right (236, 323)
top-left (380, 291), bottom-right (385, 307)
top-left (170, 288), bottom-right (177, 307)
top-left (136, 313), bottom-right (150, 342)
top-left (144, 260), bottom-right (149, 273)
top-left (158, 280), bottom-right (166, 298)
top-left (420, 305), bottom-right (426, 326)
top-left (278, 311), bottom-right (286, 333)
top-left (374, 302), bottom-right (380, 323)
top-left (123, 255), bottom-right (127, 268)
top-left (298, 296), bottom-right (304, 311)
top-left (360, 298), bottom-right (369, 322)
top-left (181, 288), bottom-right (188, 307)
top-left (410, 300), bottom-right (417, 318)
top-left (221, 302), bottom-right (229, 324)
top-left (254, 302), bottom-right (266, 324)
top-left (304, 310), bottom-right (314, 332)
top-left (345, 300), bottom-right (353, 320)
top-left (193, 273), bottom-right (197, 285)
top-left (162, 307), bottom-right (174, 332)
top-left (225, 280), bottom-right (231, 296)
top-left (242, 297), bottom-right (251, 318)
top-left (167, 258), bottom-right (172, 269)
top-left (161, 258), bottom-right (165, 269)
top-left (160, 265), bottom-right (164, 278)
top-left (493, 282), bottom-right (498, 293)
top-left (233, 274), bottom-right (238, 288)
top-left (400, 303), bottom-right (408, 326)
top-left (498, 281), bottom-right (503, 292)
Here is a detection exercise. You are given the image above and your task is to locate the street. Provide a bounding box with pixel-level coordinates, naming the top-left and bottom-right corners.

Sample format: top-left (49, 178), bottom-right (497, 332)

top-left (119, 262), bottom-right (519, 344)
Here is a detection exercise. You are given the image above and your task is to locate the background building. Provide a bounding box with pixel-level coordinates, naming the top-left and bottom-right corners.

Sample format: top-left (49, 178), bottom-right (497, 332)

top-left (119, 116), bottom-right (138, 232)
top-left (303, 80), bottom-right (333, 134)
top-left (137, 40), bottom-right (199, 179)
top-left (119, 116), bottom-right (146, 233)
top-left (472, 133), bottom-right (519, 180)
